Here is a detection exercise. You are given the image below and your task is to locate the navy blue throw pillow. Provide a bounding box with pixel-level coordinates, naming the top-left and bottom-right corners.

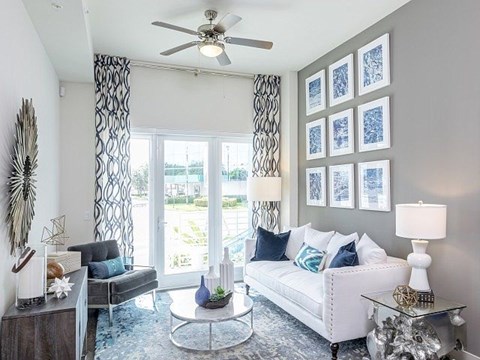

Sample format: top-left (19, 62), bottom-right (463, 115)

top-left (329, 240), bottom-right (359, 268)
top-left (251, 227), bottom-right (291, 261)
top-left (88, 256), bottom-right (126, 279)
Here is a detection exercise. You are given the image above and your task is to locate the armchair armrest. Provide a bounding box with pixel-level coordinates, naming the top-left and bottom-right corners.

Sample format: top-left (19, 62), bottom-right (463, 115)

top-left (244, 238), bottom-right (256, 265)
top-left (322, 257), bottom-right (410, 343)
top-left (124, 264), bottom-right (155, 270)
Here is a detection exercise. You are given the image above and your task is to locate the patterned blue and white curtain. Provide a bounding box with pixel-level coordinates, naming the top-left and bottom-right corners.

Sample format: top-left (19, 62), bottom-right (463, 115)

top-left (252, 75), bottom-right (281, 233)
top-left (93, 54), bottom-right (134, 259)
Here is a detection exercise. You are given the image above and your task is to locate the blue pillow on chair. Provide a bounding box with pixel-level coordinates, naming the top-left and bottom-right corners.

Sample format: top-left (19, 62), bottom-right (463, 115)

top-left (251, 227), bottom-right (291, 261)
top-left (329, 240), bottom-right (359, 268)
top-left (88, 256), bottom-right (126, 279)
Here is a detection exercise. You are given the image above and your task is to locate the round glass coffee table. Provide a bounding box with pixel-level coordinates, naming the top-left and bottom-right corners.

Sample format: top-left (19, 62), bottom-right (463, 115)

top-left (170, 291), bottom-right (254, 351)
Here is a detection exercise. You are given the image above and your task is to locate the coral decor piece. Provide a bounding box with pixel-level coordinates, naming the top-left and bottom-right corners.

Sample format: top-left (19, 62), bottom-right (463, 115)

top-left (7, 98), bottom-right (39, 255)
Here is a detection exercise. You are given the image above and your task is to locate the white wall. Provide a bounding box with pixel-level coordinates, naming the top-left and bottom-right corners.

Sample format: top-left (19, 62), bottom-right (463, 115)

top-left (59, 82), bottom-right (95, 247)
top-left (280, 71), bottom-right (299, 229)
top-left (0, 0), bottom-right (60, 317)
top-left (131, 66), bottom-right (253, 134)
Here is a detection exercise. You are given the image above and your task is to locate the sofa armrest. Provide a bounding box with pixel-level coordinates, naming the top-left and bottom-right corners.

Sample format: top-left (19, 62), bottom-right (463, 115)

top-left (322, 257), bottom-right (410, 343)
top-left (244, 238), bottom-right (256, 265)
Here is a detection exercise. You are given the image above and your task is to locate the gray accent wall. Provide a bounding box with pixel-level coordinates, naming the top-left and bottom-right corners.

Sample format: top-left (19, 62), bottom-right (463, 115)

top-left (298, 0), bottom-right (480, 354)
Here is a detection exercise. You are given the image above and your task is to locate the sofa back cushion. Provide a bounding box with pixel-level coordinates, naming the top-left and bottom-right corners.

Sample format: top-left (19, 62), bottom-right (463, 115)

top-left (283, 223), bottom-right (311, 260)
top-left (68, 240), bottom-right (121, 266)
top-left (251, 227), bottom-right (290, 261)
top-left (304, 227), bottom-right (335, 252)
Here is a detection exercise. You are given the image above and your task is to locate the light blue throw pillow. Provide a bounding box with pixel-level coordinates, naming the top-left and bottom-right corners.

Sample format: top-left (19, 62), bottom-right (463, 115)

top-left (89, 256), bottom-right (126, 279)
top-left (294, 243), bottom-right (327, 273)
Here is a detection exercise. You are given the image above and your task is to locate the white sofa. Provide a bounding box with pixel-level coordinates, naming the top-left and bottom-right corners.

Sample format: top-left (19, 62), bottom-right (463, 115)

top-left (244, 236), bottom-right (410, 359)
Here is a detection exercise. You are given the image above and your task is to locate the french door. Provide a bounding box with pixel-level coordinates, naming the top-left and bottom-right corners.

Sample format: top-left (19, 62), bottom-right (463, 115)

top-left (130, 133), bottom-right (251, 289)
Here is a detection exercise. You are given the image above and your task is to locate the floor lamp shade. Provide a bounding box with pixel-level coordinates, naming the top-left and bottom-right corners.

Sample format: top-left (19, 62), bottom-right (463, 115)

top-left (395, 202), bottom-right (447, 292)
top-left (247, 177), bottom-right (281, 202)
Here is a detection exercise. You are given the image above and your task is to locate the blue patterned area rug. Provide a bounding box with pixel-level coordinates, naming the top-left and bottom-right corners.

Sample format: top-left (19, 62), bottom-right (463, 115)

top-left (95, 287), bottom-right (369, 359)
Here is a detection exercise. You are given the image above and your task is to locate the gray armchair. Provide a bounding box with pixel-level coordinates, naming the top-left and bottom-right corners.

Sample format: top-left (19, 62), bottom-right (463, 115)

top-left (68, 240), bottom-right (158, 325)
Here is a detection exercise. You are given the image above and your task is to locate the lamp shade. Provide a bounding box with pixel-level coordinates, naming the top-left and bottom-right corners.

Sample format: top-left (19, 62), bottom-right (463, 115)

top-left (247, 177), bottom-right (281, 202)
top-left (395, 202), bottom-right (447, 240)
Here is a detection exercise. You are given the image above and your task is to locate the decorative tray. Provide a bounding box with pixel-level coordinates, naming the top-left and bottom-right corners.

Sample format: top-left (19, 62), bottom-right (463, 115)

top-left (202, 292), bottom-right (233, 309)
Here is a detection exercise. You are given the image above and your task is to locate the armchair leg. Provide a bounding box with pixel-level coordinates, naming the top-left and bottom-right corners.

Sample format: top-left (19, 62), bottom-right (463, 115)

top-left (108, 305), bottom-right (113, 327)
top-left (330, 343), bottom-right (339, 360)
top-left (152, 290), bottom-right (158, 312)
top-left (246, 284), bottom-right (250, 295)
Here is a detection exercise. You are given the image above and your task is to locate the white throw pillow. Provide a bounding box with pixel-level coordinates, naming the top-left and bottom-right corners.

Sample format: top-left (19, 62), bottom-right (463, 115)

top-left (283, 223), bottom-right (311, 260)
top-left (304, 227), bottom-right (335, 252)
top-left (357, 233), bottom-right (388, 265)
top-left (325, 231), bottom-right (359, 268)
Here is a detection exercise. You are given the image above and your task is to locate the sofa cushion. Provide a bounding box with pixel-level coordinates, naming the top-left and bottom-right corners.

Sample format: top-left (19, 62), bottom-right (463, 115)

top-left (325, 232), bottom-right (359, 267)
top-left (88, 257), bottom-right (126, 279)
top-left (357, 233), bottom-right (387, 265)
top-left (329, 241), bottom-right (359, 268)
top-left (283, 223), bottom-right (311, 260)
top-left (251, 227), bottom-right (290, 261)
top-left (294, 243), bottom-right (327, 273)
top-left (304, 227), bottom-right (335, 252)
top-left (245, 260), bottom-right (324, 317)
top-left (109, 268), bottom-right (158, 294)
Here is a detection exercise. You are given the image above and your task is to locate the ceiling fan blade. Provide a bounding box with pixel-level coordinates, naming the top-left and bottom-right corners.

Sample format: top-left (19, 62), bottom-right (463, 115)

top-left (217, 51), bottom-right (231, 66)
top-left (225, 37), bottom-right (273, 50)
top-left (152, 21), bottom-right (198, 36)
top-left (161, 41), bottom-right (199, 56)
top-left (214, 14), bottom-right (242, 33)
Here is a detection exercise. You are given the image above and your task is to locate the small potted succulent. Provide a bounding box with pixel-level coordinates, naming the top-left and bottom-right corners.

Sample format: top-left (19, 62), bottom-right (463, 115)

top-left (202, 286), bottom-right (233, 309)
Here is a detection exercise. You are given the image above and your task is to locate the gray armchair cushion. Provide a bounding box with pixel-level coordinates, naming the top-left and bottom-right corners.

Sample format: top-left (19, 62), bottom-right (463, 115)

top-left (110, 269), bottom-right (157, 294)
top-left (111, 280), bottom-right (158, 304)
top-left (68, 240), bottom-right (120, 267)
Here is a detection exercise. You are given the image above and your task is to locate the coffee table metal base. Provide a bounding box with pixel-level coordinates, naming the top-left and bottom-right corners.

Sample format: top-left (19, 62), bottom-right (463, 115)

top-left (170, 310), bottom-right (254, 351)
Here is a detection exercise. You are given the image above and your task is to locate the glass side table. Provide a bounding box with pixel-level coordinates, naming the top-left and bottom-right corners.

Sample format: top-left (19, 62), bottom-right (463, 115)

top-left (362, 290), bottom-right (466, 360)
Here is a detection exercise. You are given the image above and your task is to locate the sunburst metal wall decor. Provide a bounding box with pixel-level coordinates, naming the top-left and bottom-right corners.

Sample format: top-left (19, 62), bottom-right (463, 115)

top-left (7, 98), bottom-right (39, 255)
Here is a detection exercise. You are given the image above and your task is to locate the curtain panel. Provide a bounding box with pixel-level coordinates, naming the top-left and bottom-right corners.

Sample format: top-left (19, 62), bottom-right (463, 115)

top-left (93, 54), bottom-right (134, 259)
top-left (252, 74), bottom-right (281, 233)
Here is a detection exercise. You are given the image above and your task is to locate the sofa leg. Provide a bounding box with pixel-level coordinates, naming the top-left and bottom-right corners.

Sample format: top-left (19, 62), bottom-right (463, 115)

top-left (330, 343), bottom-right (339, 360)
top-left (245, 284), bottom-right (250, 295)
top-left (108, 305), bottom-right (113, 327)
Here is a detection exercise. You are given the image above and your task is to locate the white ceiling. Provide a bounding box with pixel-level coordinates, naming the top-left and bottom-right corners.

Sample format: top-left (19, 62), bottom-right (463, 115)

top-left (23, 0), bottom-right (411, 82)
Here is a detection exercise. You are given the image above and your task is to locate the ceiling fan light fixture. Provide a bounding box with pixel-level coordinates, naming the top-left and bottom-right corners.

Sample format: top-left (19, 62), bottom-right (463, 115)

top-left (199, 41), bottom-right (224, 57)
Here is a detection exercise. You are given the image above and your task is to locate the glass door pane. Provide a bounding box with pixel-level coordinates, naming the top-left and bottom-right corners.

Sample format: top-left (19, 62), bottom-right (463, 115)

top-left (164, 140), bottom-right (209, 274)
top-left (221, 142), bottom-right (250, 265)
top-left (130, 137), bottom-right (151, 265)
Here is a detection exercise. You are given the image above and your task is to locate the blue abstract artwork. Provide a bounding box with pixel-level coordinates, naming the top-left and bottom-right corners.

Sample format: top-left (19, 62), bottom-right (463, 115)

top-left (363, 44), bottom-right (383, 87)
top-left (309, 78), bottom-right (322, 108)
top-left (309, 172), bottom-right (322, 201)
top-left (333, 117), bottom-right (349, 150)
top-left (333, 170), bottom-right (350, 202)
top-left (309, 125), bottom-right (322, 154)
top-left (363, 106), bottom-right (383, 144)
top-left (363, 168), bottom-right (383, 204)
top-left (333, 63), bottom-right (349, 99)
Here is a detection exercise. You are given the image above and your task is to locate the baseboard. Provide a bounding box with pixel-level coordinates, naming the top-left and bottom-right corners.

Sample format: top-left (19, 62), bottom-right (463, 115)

top-left (449, 350), bottom-right (480, 360)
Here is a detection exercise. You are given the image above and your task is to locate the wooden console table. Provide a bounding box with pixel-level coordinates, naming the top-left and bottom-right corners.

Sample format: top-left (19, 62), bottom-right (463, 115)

top-left (1, 267), bottom-right (88, 360)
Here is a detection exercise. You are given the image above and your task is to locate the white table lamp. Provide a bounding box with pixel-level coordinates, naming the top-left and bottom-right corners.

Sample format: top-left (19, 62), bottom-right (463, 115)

top-left (247, 177), bottom-right (281, 231)
top-left (395, 201), bottom-right (447, 292)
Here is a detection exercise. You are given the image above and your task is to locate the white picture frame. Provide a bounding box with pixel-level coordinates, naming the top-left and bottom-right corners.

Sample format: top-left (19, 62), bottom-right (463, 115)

top-left (358, 97), bottom-right (390, 152)
top-left (328, 109), bottom-right (354, 157)
top-left (329, 164), bottom-right (354, 209)
top-left (305, 69), bottom-right (326, 115)
top-left (358, 160), bottom-right (391, 212)
top-left (329, 54), bottom-right (354, 107)
top-left (306, 118), bottom-right (326, 160)
top-left (306, 167), bottom-right (326, 207)
top-left (358, 33), bottom-right (390, 96)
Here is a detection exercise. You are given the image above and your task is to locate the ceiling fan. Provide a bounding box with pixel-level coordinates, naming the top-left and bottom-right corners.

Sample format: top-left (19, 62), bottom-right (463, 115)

top-left (152, 10), bottom-right (273, 66)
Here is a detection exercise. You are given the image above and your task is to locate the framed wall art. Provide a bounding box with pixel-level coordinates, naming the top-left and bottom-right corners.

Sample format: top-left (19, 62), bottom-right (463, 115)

top-left (358, 96), bottom-right (390, 152)
top-left (306, 167), bottom-right (326, 206)
top-left (329, 164), bottom-right (354, 209)
top-left (306, 118), bottom-right (326, 160)
top-left (305, 69), bottom-right (326, 115)
top-left (358, 33), bottom-right (390, 95)
top-left (329, 54), bottom-right (354, 107)
top-left (358, 160), bottom-right (391, 212)
top-left (328, 109), bottom-right (354, 157)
